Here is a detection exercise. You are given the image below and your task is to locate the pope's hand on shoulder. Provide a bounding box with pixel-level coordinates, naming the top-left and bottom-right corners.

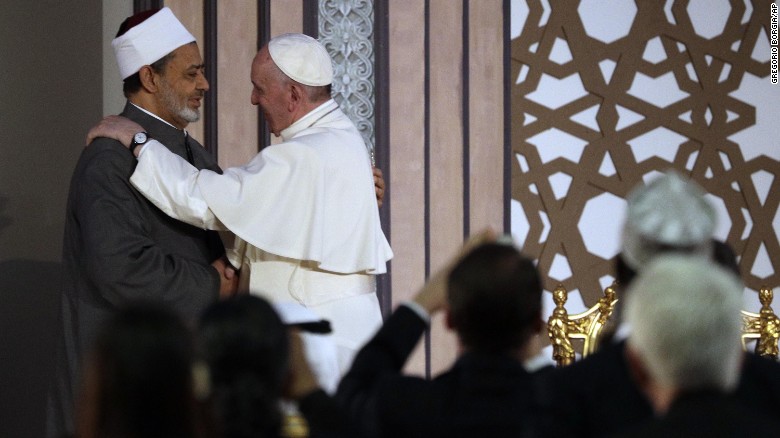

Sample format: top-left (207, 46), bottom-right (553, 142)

top-left (85, 115), bottom-right (144, 149)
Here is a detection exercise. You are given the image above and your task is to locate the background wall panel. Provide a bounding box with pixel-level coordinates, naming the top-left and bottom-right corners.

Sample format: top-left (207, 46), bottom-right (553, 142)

top-left (382, 0), bottom-right (508, 376)
top-left (387, 0), bottom-right (428, 376)
top-left (267, 0), bottom-right (304, 146)
top-left (270, 0), bottom-right (303, 36)
top-left (427, 0), bottom-right (466, 376)
top-left (217, 0), bottom-right (259, 168)
top-left (468, 0), bottom-right (505, 234)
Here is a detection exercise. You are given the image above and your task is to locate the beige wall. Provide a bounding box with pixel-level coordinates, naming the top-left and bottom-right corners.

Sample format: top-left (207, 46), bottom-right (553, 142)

top-left (387, 0), bottom-right (505, 376)
top-left (103, 0), bottom-right (133, 114)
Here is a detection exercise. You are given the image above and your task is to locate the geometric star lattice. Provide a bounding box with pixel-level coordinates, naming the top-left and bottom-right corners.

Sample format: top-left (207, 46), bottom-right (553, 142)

top-left (512, 0), bottom-right (779, 307)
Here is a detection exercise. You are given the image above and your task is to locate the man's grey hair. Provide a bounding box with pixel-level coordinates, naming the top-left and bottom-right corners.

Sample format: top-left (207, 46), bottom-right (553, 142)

top-left (270, 60), bottom-right (331, 103)
top-left (626, 254), bottom-right (743, 392)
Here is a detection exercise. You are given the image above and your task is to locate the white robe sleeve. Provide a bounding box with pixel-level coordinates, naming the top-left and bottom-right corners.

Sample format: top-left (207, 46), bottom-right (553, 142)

top-left (196, 137), bottom-right (392, 274)
top-left (129, 140), bottom-right (228, 231)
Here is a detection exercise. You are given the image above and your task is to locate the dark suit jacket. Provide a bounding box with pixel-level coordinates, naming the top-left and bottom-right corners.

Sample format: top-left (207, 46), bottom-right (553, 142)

top-left (611, 390), bottom-right (780, 437)
top-left (337, 305), bottom-right (548, 438)
top-left (733, 351), bottom-right (780, 414)
top-left (298, 389), bottom-right (363, 438)
top-left (548, 340), bottom-right (780, 437)
top-left (545, 340), bottom-right (652, 437)
top-left (46, 102), bottom-right (224, 438)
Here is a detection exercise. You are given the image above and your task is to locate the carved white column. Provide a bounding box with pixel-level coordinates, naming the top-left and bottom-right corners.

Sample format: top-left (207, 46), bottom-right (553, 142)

top-left (319, 0), bottom-right (376, 160)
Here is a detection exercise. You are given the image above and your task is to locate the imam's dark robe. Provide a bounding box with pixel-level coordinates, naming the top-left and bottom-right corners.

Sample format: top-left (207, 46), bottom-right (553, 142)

top-left (46, 102), bottom-right (224, 438)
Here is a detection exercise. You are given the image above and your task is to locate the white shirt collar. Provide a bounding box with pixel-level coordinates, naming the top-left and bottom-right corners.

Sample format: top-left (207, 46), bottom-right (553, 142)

top-left (130, 102), bottom-right (188, 136)
top-left (280, 99), bottom-right (338, 141)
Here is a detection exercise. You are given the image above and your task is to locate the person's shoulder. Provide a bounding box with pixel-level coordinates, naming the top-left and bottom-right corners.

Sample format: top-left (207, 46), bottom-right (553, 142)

top-left (77, 138), bottom-right (136, 178)
top-left (739, 352), bottom-right (780, 388)
top-left (375, 370), bottom-right (441, 411)
top-left (84, 136), bottom-right (131, 158)
top-left (543, 342), bottom-right (632, 401)
top-left (298, 117), bottom-right (364, 147)
top-left (262, 138), bottom-right (318, 158)
top-left (734, 353), bottom-right (780, 424)
top-left (743, 352), bottom-right (780, 371)
top-left (618, 393), bottom-right (780, 438)
top-left (252, 139), bottom-right (326, 178)
top-left (554, 341), bottom-right (625, 378)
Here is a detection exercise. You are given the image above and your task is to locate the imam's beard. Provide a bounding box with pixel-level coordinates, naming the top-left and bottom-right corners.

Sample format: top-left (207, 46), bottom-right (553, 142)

top-left (159, 79), bottom-right (201, 123)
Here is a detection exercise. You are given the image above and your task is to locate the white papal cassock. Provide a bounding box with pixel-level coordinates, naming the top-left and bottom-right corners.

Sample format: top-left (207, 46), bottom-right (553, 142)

top-left (129, 99), bottom-right (393, 376)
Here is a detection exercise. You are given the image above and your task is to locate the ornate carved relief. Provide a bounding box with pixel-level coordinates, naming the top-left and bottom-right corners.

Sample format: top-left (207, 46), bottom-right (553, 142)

top-left (512, 0), bottom-right (779, 305)
top-left (319, 0), bottom-right (376, 159)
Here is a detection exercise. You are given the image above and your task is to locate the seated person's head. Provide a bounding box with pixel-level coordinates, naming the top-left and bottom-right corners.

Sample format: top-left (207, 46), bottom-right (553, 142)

top-left (196, 294), bottom-right (289, 438)
top-left (77, 301), bottom-right (199, 438)
top-left (624, 254), bottom-right (743, 413)
top-left (446, 242), bottom-right (542, 355)
top-left (617, 170), bottom-right (718, 289)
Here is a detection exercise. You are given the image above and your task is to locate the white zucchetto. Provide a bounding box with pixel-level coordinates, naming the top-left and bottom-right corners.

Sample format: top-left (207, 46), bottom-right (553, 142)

top-left (268, 33), bottom-right (333, 86)
top-left (112, 7), bottom-right (196, 80)
top-left (621, 170), bottom-right (716, 270)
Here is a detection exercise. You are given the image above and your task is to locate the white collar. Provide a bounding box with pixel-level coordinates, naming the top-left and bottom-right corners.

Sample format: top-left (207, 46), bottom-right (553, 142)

top-left (280, 99), bottom-right (338, 141)
top-left (130, 102), bottom-right (188, 137)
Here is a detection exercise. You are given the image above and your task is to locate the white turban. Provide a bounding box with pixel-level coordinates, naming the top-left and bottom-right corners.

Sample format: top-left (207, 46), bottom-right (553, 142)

top-left (112, 7), bottom-right (196, 80)
top-left (268, 33), bottom-right (333, 86)
top-left (621, 170), bottom-right (716, 270)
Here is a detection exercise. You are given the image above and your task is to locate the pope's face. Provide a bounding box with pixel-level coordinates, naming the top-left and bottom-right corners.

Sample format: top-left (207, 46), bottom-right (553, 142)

top-left (155, 42), bottom-right (209, 129)
top-left (250, 47), bottom-right (294, 136)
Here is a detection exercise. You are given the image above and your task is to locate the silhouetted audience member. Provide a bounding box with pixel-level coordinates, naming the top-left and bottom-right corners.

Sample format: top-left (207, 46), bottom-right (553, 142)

top-left (548, 171), bottom-right (780, 437)
top-left (76, 302), bottom-right (205, 438)
top-left (197, 295), bottom-right (289, 438)
top-left (615, 255), bottom-right (780, 437)
top-left (284, 327), bottom-right (363, 438)
top-left (197, 295), bottom-right (359, 438)
top-left (273, 301), bottom-right (341, 395)
top-left (337, 232), bottom-right (550, 437)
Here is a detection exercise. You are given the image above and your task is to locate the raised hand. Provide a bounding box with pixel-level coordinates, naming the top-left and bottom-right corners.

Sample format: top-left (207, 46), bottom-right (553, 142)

top-left (412, 227), bottom-right (498, 314)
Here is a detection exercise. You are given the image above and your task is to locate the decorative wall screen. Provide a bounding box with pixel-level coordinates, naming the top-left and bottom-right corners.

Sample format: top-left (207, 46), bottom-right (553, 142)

top-left (511, 0), bottom-right (779, 311)
top-left (319, 0), bottom-right (377, 159)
